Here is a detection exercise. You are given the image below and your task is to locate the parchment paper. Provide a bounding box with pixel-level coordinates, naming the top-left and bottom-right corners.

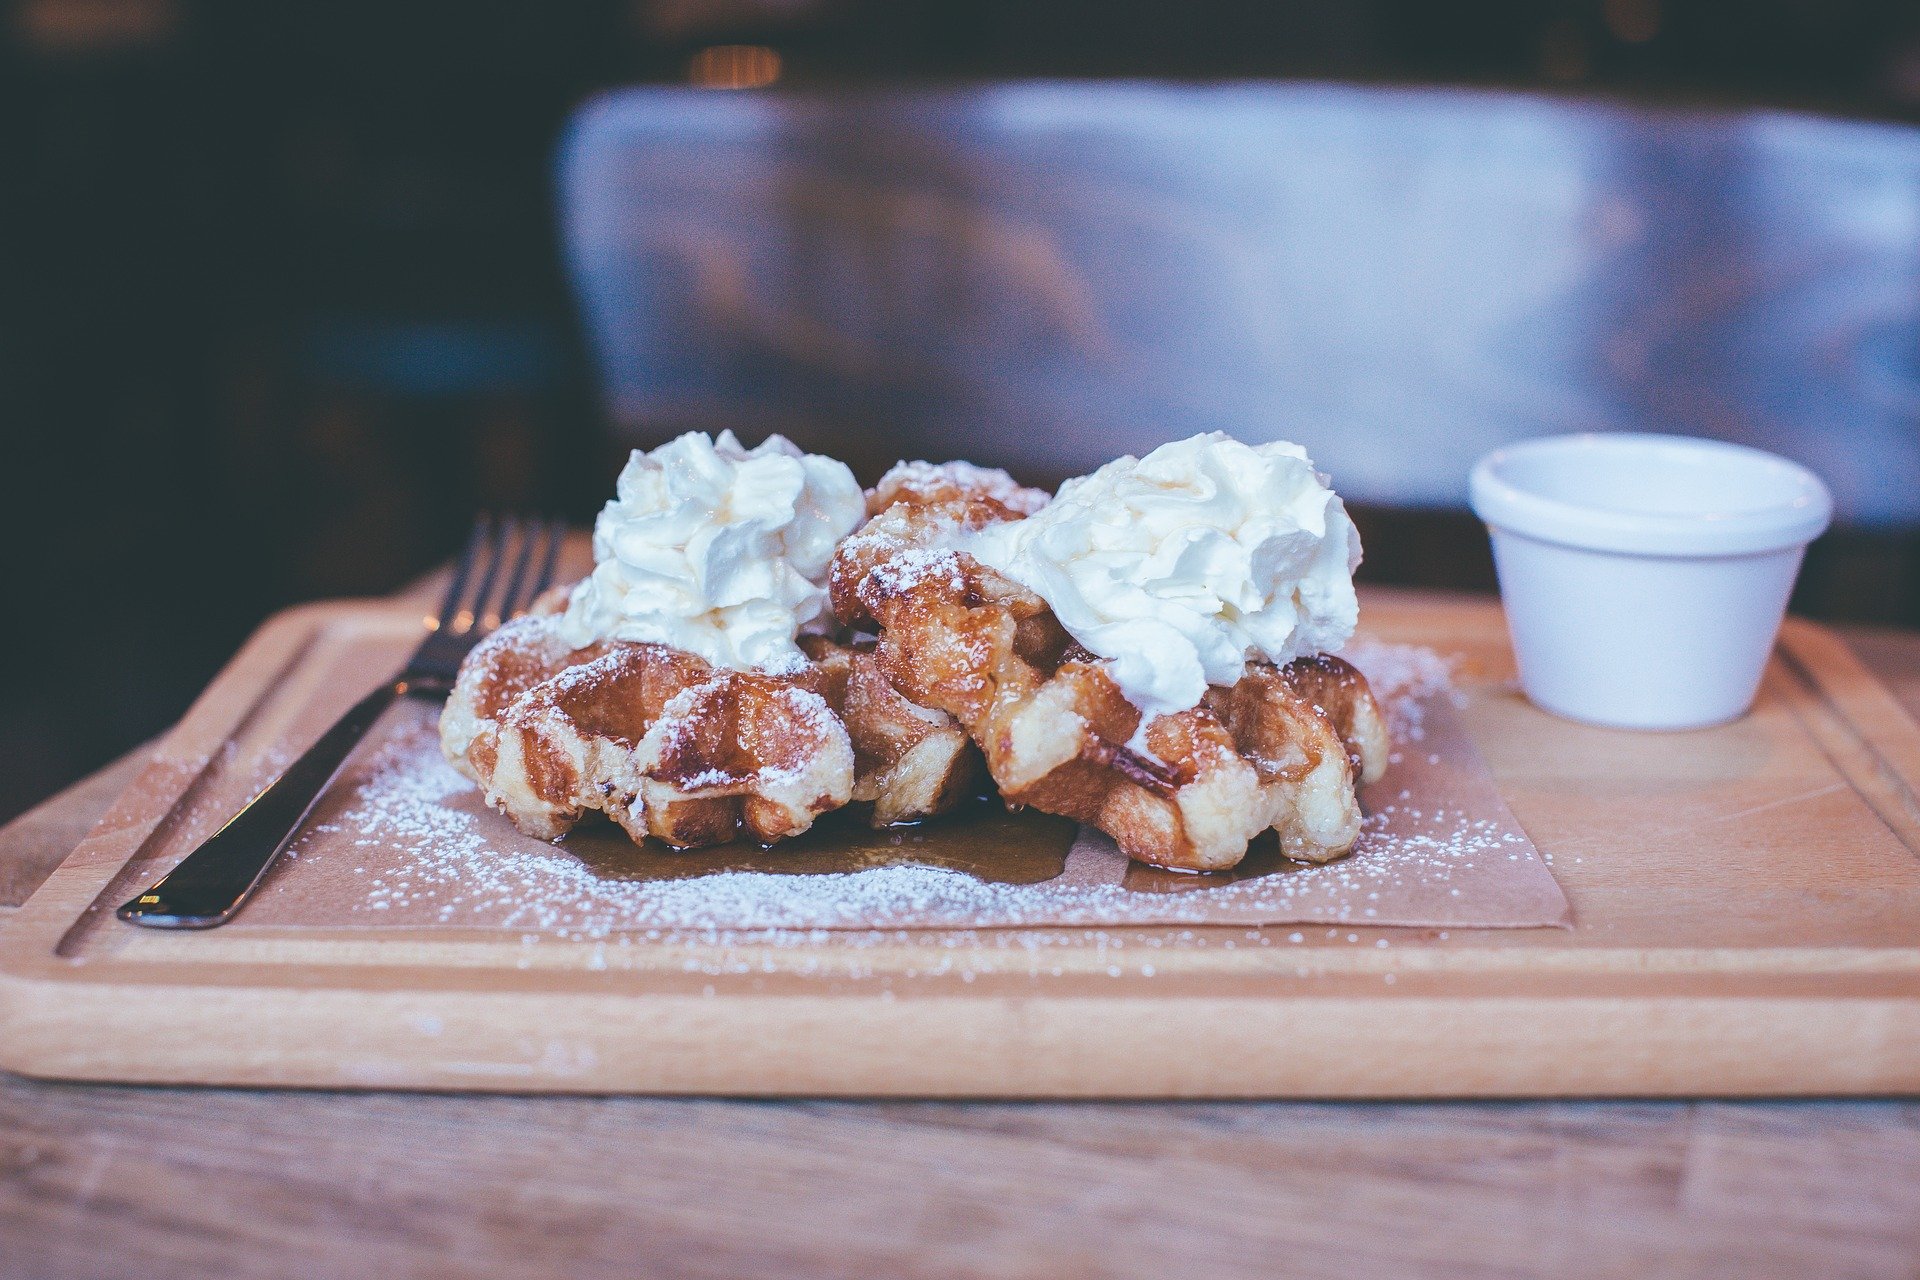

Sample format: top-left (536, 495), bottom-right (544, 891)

top-left (229, 646), bottom-right (1570, 934)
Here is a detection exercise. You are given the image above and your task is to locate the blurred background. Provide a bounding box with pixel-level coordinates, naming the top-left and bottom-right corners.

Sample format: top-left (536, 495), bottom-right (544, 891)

top-left (5, 0), bottom-right (1920, 823)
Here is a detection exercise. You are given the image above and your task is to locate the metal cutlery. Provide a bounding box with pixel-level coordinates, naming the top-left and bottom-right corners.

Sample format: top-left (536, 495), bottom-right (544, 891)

top-left (117, 514), bottom-right (566, 928)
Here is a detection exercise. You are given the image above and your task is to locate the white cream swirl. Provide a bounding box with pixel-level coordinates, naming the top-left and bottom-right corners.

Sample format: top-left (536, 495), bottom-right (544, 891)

top-left (558, 430), bottom-right (865, 672)
top-left (969, 432), bottom-right (1362, 720)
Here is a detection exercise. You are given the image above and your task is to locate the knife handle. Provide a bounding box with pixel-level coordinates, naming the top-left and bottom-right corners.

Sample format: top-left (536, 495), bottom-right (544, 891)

top-left (117, 682), bottom-right (403, 928)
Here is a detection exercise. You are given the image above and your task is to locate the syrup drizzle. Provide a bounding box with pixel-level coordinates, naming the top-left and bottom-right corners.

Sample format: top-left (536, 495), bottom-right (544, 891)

top-left (564, 791), bottom-right (1075, 885)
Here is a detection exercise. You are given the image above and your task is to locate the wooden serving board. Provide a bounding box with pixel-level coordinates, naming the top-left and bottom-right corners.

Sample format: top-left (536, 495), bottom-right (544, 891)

top-left (4, 589), bottom-right (1920, 1097)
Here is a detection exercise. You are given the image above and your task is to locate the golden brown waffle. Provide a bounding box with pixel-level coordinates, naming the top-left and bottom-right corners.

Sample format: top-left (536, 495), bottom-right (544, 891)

top-left (441, 611), bottom-right (977, 849)
top-left (441, 615), bottom-right (851, 846)
top-left (829, 469), bottom-right (1389, 871)
top-left (801, 637), bottom-right (980, 828)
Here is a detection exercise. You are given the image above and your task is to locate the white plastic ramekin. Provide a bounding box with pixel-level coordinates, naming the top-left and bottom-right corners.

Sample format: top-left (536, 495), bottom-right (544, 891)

top-left (1469, 433), bottom-right (1832, 731)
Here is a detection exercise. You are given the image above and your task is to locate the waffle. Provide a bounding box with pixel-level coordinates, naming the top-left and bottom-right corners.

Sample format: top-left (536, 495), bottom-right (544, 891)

top-left (441, 607), bottom-right (976, 848)
top-left (440, 614), bottom-right (844, 845)
top-left (829, 467), bottom-right (1389, 871)
top-left (802, 637), bottom-right (980, 828)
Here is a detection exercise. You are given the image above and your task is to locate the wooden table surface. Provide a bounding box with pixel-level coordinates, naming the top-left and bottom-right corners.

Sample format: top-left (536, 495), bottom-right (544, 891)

top-left (5, 615), bottom-right (1920, 1279)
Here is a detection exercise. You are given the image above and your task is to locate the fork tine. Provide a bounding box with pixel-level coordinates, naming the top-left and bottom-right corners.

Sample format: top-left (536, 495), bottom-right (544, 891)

top-left (494, 514), bottom-right (542, 624)
top-left (434, 516), bottom-right (490, 629)
top-left (460, 515), bottom-right (512, 634)
top-left (529, 517), bottom-right (567, 603)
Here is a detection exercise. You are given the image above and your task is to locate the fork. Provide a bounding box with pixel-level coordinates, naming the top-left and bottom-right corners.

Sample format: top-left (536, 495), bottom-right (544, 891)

top-left (117, 514), bottom-right (568, 929)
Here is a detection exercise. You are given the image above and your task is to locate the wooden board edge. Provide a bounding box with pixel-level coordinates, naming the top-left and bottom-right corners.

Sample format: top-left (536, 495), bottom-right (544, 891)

top-left (3, 977), bottom-right (1918, 1096)
top-left (0, 600), bottom-right (398, 966)
top-left (1778, 618), bottom-right (1920, 854)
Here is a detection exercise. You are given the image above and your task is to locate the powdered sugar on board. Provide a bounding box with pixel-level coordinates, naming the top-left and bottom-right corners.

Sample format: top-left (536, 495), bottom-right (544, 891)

top-left (245, 643), bottom-right (1568, 933)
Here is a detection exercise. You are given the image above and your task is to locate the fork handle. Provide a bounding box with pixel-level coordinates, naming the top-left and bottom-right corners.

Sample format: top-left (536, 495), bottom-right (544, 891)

top-left (117, 681), bottom-right (407, 928)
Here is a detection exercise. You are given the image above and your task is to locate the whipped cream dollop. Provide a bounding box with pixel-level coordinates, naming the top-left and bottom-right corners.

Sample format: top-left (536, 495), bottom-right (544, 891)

top-left (558, 430), bottom-right (865, 672)
top-left (969, 432), bottom-right (1362, 720)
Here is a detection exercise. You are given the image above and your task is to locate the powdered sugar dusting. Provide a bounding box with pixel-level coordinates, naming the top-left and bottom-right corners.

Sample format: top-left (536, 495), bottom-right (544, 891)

top-left (874, 460), bottom-right (1050, 515)
top-left (643, 676), bottom-right (835, 791)
top-left (261, 649), bottom-right (1565, 937)
top-left (298, 719), bottom-right (1134, 931)
top-left (1341, 637), bottom-right (1465, 743)
top-left (866, 547), bottom-right (969, 597)
top-left (836, 507), bottom-right (973, 581)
